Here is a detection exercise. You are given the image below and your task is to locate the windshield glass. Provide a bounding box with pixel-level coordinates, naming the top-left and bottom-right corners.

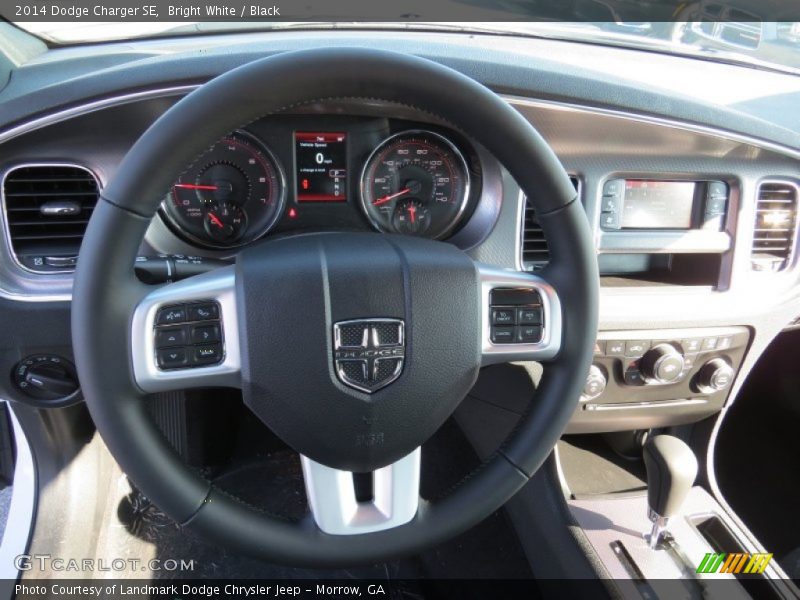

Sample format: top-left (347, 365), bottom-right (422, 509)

top-left (13, 20), bottom-right (800, 73)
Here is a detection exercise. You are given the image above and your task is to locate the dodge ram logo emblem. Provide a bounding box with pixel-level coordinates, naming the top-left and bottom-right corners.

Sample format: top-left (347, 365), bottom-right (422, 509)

top-left (333, 319), bottom-right (405, 393)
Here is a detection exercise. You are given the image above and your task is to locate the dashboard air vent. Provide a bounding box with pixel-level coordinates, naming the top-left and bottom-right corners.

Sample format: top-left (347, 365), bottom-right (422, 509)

top-left (522, 176), bottom-right (579, 270)
top-left (751, 182), bottom-right (798, 271)
top-left (2, 165), bottom-right (99, 272)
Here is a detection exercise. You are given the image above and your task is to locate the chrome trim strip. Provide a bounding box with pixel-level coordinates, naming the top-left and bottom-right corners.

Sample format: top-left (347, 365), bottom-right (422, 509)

top-left (0, 402), bottom-right (37, 580)
top-left (130, 265), bottom-right (240, 393)
top-left (0, 86), bottom-right (196, 147)
top-left (0, 162), bottom-right (102, 276)
top-left (301, 448), bottom-right (420, 535)
top-left (478, 263), bottom-right (562, 365)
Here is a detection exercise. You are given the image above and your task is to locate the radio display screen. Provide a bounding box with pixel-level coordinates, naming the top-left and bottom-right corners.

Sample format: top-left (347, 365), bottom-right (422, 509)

top-left (295, 132), bottom-right (347, 202)
top-left (620, 180), bottom-right (696, 229)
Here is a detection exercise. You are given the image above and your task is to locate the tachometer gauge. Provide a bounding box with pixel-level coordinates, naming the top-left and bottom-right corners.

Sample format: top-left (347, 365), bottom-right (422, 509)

top-left (161, 132), bottom-right (285, 248)
top-left (360, 130), bottom-right (470, 239)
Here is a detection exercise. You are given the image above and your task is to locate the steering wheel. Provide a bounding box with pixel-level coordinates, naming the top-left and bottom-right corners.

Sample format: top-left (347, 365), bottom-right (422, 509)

top-left (72, 48), bottom-right (598, 566)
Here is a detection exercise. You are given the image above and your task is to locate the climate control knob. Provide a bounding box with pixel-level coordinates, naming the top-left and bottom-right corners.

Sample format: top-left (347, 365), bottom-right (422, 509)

top-left (640, 344), bottom-right (685, 384)
top-left (694, 358), bottom-right (735, 394)
top-left (581, 365), bottom-right (607, 402)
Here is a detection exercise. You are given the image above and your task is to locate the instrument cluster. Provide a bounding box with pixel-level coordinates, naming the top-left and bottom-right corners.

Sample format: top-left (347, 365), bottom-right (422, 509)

top-left (160, 116), bottom-right (480, 249)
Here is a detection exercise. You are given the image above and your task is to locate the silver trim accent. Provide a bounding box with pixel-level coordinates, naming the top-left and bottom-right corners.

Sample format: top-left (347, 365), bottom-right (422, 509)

top-left (0, 162), bottom-right (102, 275)
top-left (599, 230), bottom-right (732, 254)
top-left (332, 318), bottom-right (405, 394)
top-left (300, 448), bottom-right (420, 535)
top-left (158, 129), bottom-right (288, 250)
top-left (130, 265), bottom-right (240, 393)
top-left (0, 402), bottom-right (37, 580)
top-left (359, 129), bottom-right (471, 240)
top-left (478, 263), bottom-right (562, 365)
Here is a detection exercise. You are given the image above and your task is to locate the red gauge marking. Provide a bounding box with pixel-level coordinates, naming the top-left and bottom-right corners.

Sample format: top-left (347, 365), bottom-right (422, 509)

top-left (373, 188), bottom-right (411, 206)
top-left (174, 183), bottom-right (219, 191)
top-left (207, 212), bottom-right (224, 229)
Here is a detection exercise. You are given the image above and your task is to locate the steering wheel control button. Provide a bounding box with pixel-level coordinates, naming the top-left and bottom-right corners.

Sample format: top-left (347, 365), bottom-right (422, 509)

top-left (491, 308), bottom-right (516, 325)
top-left (187, 302), bottom-right (219, 321)
top-left (191, 324), bottom-right (221, 344)
top-left (157, 347), bottom-right (189, 369)
top-left (490, 326), bottom-right (515, 344)
top-left (517, 325), bottom-right (542, 343)
top-left (153, 299), bottom-right (223, 371)
top-left (156, 326), bottom-right (187, 348)
top-left (193, 344), bottom-right (223, 365)
top-left (488, 287), bottom-right (545, 346)
top-left (156, 305), bottom-right (186, 325)
top-left (518, 307), bottom-right (542, 325)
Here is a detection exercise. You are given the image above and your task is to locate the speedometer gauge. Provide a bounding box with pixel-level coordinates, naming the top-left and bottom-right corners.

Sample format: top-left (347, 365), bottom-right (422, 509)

top-left (360, 130), bottom-right (470, 239)
top-left (161, 132), bottom-right (285, 248)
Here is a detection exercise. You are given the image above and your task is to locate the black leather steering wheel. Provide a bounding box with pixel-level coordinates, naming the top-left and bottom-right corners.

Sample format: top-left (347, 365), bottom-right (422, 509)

top-left (72, 48), bottom-right (598, 566)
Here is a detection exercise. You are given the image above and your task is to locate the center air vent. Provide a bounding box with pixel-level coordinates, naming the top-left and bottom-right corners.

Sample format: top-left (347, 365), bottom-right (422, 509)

top-left (2, 165), bottom-right (99, 272)
top-left (751, 181), bottom-right (798, 271)
top-left (521, 176), bottom-right (579, 270)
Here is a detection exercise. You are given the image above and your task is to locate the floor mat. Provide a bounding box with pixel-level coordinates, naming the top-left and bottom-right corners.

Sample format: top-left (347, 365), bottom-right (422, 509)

top-left (110, 417), bottom-right (533, 581)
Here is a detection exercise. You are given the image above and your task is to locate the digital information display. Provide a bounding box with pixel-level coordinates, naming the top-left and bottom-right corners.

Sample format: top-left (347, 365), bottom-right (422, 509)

top-left (620, 181), bottom-right (696, 229)
top-left (295, 132), bottom-right (347, 202)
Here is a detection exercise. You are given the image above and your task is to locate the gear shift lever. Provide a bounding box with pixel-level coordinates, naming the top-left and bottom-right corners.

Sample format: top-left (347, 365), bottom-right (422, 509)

top-left (642, 435), bottom-right (698, 549)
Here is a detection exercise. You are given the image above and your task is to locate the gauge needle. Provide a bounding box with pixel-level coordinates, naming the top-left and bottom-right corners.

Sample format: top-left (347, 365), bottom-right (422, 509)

top-left (408, 204), bottom-right (417, 224)
top-left (373, 188), bottom-right (410, 206)
top-left (174, 183), bottom-right (219, 191)
top-left (207, 213), bottom-right (225, 229)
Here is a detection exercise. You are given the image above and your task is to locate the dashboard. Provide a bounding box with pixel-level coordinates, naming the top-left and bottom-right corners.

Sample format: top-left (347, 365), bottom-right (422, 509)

top-left (1, 29), bottom-right (800, 437)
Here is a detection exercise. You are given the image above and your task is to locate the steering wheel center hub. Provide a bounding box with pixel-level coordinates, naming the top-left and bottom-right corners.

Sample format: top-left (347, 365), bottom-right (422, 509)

top-left (235, 232), bottom-right (481, 471)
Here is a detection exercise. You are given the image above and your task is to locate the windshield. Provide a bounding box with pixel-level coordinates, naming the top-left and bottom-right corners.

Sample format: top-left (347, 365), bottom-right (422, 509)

top-left (13, 20), bottom-right (800, 74)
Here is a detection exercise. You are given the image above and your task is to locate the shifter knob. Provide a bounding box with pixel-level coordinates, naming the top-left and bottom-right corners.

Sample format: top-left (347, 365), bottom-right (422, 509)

top-left (642, 435), bottom-right (698, 548)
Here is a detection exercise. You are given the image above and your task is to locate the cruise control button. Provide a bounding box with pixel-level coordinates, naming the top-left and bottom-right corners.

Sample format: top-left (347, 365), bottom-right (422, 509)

top-left (193, 343), bottom-right (223, 365)
top-left (517, 307), bottom-right (542, 325)
top-left (157, 347), bottom-right (189, 369)
top-left (156, 305), bottom-right (186, 325)
top-left (156, 326), bottom-right (187, 348)
top-left (191, 324), bottom-right (221, 344)
top-left (491, 308), bottom-right (516, 325)
top-left (187, 303), bottom-right (219, 321)
top-left (491, 326), bottom-right (515, 344)
top-left (517, 325), bottom-right (542, 343)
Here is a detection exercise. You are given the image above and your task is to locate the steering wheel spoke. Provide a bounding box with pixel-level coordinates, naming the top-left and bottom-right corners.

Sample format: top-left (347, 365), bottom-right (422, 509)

top-left (300, 448), bottom-right (421, 535)
top-left (478, 263), bottom-right (563, 366)
top-left (130, 265), bottom-right (241, 393)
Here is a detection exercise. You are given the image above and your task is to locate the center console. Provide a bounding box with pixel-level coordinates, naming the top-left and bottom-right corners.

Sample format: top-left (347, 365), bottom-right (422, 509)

top-left (568, 327), bottom-right (749, 434)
